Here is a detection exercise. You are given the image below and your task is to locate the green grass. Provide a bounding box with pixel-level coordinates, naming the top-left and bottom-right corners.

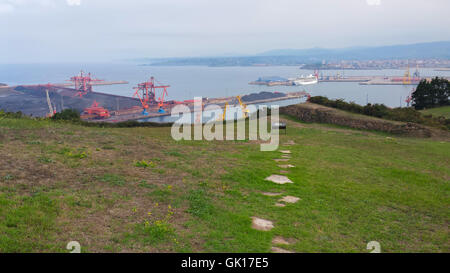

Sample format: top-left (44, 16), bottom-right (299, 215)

top-left (0, 113), bottom-right (448, 252)
top-left (186, 189), bottom-right (214, 219)
top-left (0, 193), bottom-right (60, 252)
top-left (421, 106), bottom-right (450, 119)
top-left (99, 173), bottom-right (126, 186)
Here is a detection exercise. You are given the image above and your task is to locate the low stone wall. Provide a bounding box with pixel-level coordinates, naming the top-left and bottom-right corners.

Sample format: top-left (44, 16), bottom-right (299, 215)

top-left (280, 103), bottom-right (437, 138)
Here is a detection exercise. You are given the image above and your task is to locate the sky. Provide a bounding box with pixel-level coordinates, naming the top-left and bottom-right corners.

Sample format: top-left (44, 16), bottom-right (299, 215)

top-left (1, 0), bottom-right (450, 63)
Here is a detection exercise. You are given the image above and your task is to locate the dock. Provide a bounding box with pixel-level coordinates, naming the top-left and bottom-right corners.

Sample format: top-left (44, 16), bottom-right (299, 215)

top-left (92, 91), bottom-right (309, 123)
top-left (250, 76), bottom-right (450, 86)
top-left (0, 81), bottom-right (307, 123)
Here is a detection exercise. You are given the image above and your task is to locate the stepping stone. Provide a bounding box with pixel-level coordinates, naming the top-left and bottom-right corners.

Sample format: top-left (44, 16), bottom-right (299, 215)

top-left (272, 236), bottom-right (290, 245)
top-left (279, 196), bottom-right (300, 203)
top-left (262, 192), bottom-right (282, 196)
top-left (275, 203), bottom-right (286, 207)
top-left (281, 155), bottom-right (291, 158)
top-left (279, 170), bottom-right (289, 174)
top-left (278, 164), bottom-right (295, 169)
top-left (274, 159), bottom-right (289, 162)
top-left (271, 247), bottom-right (294, 253)
top-left (251, 217), bottom-right (274, 231)
top-left (265, 175), bottom-right (293, 184)
top-left (280, 150), bottom-right (291, 154)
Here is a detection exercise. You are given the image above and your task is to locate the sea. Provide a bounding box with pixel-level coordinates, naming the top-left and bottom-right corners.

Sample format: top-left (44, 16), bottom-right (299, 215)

top-left (2, 63), bottom-right (450, 110)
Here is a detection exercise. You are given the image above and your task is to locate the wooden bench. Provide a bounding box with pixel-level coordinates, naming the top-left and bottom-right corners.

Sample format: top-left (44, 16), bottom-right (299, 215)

top-left (272, 122), bottom-right (287, 134)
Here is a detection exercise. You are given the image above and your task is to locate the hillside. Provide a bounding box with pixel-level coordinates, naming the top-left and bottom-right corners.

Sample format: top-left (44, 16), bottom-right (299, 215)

top-left (421, 106), bottom-right (450, 119)
top-left (281, 102), bottom-right (450, 140)
top-left (259, 41), bottom-right (450, 59)
top-left (140, 41), bottom-right (450, 66)
top-left (0, 113), bottom-right (449, 252)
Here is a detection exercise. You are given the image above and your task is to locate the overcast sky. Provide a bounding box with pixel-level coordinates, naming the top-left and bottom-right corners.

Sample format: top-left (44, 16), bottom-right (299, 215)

top-left (1, 0), bottom-right (450, 63)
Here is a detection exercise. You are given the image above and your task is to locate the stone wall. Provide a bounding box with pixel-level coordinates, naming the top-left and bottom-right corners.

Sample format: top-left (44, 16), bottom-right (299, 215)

top-left (280, 103), bottom-right (438, 138)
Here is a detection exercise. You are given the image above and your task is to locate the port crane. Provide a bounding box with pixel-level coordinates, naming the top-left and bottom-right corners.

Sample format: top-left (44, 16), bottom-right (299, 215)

top-left (217, 96), bottom-right (249, 121)
top-left (236, 96), bottom-right (249, 118)
top-left (68, 71), bottom-right (104, 98)
top-left (132, 77), bottom-right (170, 115)
top-left (403, 65), bottom-right (412, 85)
top-left (157, 86), bottom-right (169, 113)
top-left (217, 102), bottom-right (229, 121)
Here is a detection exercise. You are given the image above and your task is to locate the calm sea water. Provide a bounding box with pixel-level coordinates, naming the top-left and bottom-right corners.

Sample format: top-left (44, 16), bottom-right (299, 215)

top-left (1, 63), bottom-right (450, 108)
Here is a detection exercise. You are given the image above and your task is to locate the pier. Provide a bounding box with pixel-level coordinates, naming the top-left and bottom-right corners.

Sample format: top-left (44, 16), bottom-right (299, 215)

top-left (250, 75), bottom-right (450, 86)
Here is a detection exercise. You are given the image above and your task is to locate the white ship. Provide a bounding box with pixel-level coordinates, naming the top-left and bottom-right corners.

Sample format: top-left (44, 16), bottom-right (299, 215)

top-left (291, 74), bottom-right (318, 85)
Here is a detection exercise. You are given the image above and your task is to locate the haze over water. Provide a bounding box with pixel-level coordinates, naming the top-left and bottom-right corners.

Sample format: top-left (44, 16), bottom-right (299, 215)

top-left (2, 63), bottom-right (450, 108)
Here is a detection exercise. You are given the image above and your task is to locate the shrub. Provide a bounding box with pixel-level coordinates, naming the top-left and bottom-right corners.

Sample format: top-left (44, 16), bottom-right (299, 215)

top-left (135, 160), bottom-right (155, 168)
top-left (51, 109), bottom-right (80, 121)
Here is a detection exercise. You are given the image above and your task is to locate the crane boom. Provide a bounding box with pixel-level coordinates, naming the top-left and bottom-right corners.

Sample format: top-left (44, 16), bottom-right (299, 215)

top-left (236, 95), bottom-right (249, 118)
top-left (46, 89), bottom-right (54, 117)
top-left (217, 102), bottom-right (229, 121)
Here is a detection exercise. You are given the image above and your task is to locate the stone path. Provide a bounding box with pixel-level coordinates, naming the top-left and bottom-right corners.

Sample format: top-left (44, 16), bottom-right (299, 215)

top-left (251, 140), bottom-right (300, 253)
top-left (272, 236), bottom-right (290, 245)
top-left (265, 175), bottom-right (293, 184)
top-left (251, 217), bottom-right (274, 231)
top-left (262, 192), bottom-right (282, 196)
top-left (279, 164), bottom-right (295, 168)
top-left (279, 196), bottom-right (300, 203)
top-left (274, 159), bottom-right (289, 162)
top-left (271, 247), bottom-right (294, 253)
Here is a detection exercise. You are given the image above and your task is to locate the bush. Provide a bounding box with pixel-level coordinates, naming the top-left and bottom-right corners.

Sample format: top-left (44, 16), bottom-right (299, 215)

top-left (0, 110), bottom-right (23, 119)
top-left (51, 109), bottom-right (80, 121)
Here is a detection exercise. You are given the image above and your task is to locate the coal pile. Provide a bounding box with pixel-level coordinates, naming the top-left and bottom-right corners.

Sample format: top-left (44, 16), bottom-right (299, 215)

top-left (0, 86), bottom-right (141, 117)
top-left (241, 91), bottom-right (286, 102)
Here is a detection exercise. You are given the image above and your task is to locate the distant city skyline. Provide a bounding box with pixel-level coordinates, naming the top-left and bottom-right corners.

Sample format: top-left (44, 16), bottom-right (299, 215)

top-left (1, 0), bottom-right (450, 63)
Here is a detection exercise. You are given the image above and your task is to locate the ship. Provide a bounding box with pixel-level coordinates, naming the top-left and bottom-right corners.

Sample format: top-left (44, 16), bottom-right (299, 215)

top-left (291, 74), bottom-right (318, 85)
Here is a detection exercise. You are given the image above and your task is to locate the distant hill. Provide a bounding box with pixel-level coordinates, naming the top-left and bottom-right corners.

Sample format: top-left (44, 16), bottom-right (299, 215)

top-left (139, 41), bottom-right (450, 66)
top-left (259, 41), bottom-right (450, 60)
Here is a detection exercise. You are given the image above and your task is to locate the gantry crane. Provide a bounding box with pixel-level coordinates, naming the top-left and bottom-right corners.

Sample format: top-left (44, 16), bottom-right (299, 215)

top-left (132, 77), bottom-right (170, 115)
top-left (68, 71), bottom-right (104, 98)
top-left (157, 86), bottom-right (169, 113)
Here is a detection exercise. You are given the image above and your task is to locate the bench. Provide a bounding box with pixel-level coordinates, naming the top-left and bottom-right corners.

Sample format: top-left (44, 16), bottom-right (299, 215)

top-left (272, 122), bottom-right (287, 134)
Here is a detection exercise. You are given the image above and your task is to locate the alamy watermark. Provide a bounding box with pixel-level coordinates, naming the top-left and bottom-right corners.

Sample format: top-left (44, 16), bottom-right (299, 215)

top-left (169, 97), bottom-right (279, 151)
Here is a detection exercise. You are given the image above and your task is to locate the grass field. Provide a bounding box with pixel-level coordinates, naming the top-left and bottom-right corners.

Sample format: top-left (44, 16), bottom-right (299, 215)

top-left (421, 106), bottom-right (450, 119)
top-left (0, 114), bottom-right (449, 253)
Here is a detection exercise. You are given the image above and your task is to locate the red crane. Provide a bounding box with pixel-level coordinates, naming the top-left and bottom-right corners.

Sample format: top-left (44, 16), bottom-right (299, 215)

top-left (132, 77), bottom-right (170, 114)
top-left (405, 88), bottom-right (414, 107)
top-left (68, 71), bottom-right (104, 98)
